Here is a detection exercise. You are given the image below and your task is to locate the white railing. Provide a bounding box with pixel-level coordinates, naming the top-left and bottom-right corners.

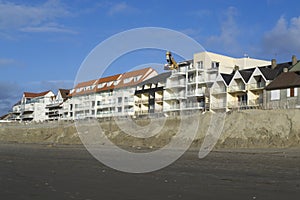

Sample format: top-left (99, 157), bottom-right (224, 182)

top-left (228, 85), bottom-right (246, 92)
top-left (248, 82), bottom-right (266, 90)
top-left (227, 101), bottom-right (248, 108)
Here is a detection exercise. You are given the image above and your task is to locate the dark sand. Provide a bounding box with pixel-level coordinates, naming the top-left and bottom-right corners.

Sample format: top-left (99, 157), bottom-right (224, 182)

top-left (0, 143), bottom-right (299, 200)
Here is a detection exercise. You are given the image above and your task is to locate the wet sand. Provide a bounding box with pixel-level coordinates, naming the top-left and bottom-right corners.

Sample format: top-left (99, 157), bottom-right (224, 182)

top-left (0, 143), bottom-right (299, 200)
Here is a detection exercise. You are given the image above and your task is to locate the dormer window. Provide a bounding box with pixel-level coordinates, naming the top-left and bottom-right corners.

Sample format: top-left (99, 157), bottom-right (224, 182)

top-left (98, 83), bottom-right (106, 88)
top-left (107, 81), bottom-right (113, 86)
top-left (124, 77), bottom-right (133, 84)
top-left (133, 75), bottom-right (142, 82)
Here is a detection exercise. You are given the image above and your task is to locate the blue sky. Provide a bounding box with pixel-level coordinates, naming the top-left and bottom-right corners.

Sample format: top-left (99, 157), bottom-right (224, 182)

top-left (1, 0), bottom-right (300, 115)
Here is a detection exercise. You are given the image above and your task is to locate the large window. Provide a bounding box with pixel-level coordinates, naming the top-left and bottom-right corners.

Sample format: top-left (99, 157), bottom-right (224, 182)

top-left (270, 90), bottom-right (280, 100)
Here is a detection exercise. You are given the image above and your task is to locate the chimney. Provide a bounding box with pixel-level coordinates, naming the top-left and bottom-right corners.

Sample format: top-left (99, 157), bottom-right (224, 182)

top-left (283, 67), bottom-right (288, 72)
top-left (292, 55), bottom-right (297, 65)
top-left (234, 65), bottom-right (239, 71)
top-left (271, 59), bottom-right (277, 69)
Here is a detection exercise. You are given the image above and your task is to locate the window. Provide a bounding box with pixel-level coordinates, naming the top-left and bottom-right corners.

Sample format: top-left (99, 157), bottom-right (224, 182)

top-left (118, 97), bottom-right (122, 103)
top-left (287, 88), bottom-right (298, 97)
top-left (133, 75), bottom-right (142, 82)
top-left (197, 61), bottom-right (203, 69)
top-left (211, 61), bottom-right (220, 69)
top-left (124, 77), bottom-right (133, 84)
top-left (271, 90), bottom-right (280, 100)
top-left (117, 107), bottom-right (122, 112)
top-left (107, 81), bottom-right (113, 86)
top-left (98, 83), bottom-right (105, 88)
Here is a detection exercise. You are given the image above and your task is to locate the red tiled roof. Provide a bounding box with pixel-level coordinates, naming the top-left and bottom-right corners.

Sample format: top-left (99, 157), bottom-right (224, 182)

top-left (24, 90), bottom-right (52, 98)
top-left (115, 67), bottom-right (157, 89)
top-left (95, 74), bottom-right (122, 92)
top-left (69, 67), bottom-right (157, 96)
top-left (74, 79), bottom-right (97, 88)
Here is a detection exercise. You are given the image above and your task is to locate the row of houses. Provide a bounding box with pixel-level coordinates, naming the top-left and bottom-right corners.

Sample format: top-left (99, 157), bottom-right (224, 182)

top-left (6, 51), bottom-right (300, 122)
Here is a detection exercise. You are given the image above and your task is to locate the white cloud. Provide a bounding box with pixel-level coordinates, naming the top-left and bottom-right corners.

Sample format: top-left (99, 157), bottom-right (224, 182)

top-left (0, 58), bottom-right (15, 66)
top-left (107, 2), bottom-right (138, 16)
top-left (263, 16), bottom-right (300, 55)
top-left (206, 7), bottom-right (241, 55)
top-left (0, 0), bottom-right (73, 34)
top-left (20, 23), bottom-right (77, 34)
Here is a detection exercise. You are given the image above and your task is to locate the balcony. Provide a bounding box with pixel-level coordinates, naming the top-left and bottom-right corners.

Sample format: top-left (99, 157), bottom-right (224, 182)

top-left (248, 82), bottom-right (266, 90)
top-left (21, 113), bottom-right (34, 119)
top-left (165, 79), bottom-right (186, 88)
top-left (164, 92), bottom-right (186, 100)
top-left (227, 101), bottom-right (248, 108)
top-left (12, 107), bottom-right (21, 113)
top-left (185, 102), bottom-right (205, 109)
top-left (228, 85), bottom-right (246, 93)
top-left (163, 105), bottom-right (180, 111)
top-left (171, 67), bottom-right (186, 75)
top-left (248, 99), bottom-right (263, 106)
top-left (186, 89), bottom-right (205, 97)
top-left (23, 104), bottom-right (34, 112)
top-left (187, 76), bottom-right (206, 84)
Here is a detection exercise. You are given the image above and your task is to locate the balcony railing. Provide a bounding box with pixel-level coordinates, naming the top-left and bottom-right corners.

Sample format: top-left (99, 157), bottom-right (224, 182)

top-left (186, 89), bottom-right (205, 96)
top-left (164, 105), bottom-right (180, 111)
top-left (188, 76), bottom-right (206, 83)
top-left (228, 85), bottom-right (246, 92)
top-left (248, 82), bottom-right (266, 90)
top-left (227, 101), bottom-right (248, 108)
top-left (186, 102), bottom-right (205, 109)
top-left (164, 93), bottom-right (186, 100)
top-left (165, 80), bottom-right (186, 88)
top-left (171, 67), bottom-right (186, 75)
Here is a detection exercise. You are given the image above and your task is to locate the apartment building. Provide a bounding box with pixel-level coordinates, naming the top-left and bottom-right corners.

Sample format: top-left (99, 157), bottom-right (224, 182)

top-left (10, 91), bottom-right (55, 122)
top-left (45, 89), bottom-right (70, 121)
top-left (163, 51), bottom-right (271, 115)
top-left (210, 56), bottom-right (297, 112)
top-left (134, 72), bottom-right (171, 116)
top-left (68, 67), bottom-right (158, 119)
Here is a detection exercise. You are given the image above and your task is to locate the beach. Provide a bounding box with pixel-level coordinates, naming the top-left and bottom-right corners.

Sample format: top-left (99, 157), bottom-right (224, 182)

top-left (0, 143), bottom-right (299, 200)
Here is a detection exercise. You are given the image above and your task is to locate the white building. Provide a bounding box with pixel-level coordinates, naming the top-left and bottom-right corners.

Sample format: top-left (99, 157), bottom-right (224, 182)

top-left (10, 91), bottom-right (55, 122)
top-left (45, 89), bottom-right (70, 121)
top-left (68, 67), bottom-right (157, 119)
top-left (163, 51), bottom-right (271, 115)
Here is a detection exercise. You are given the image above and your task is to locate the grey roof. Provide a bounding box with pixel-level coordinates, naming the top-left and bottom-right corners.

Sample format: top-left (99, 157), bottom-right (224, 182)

top-left (137, 72), bottom-right (171, 86)
top-left (258, 67), bottom-right (278, 80)
top-left (258, 61), bottom-right (295, 80)
top-left (220, 73), bottom-right (234, 85)
top-left (239, 68), bottom-right (255, 82)
top-left (178, 60), bottom-right (193, 66)
top-left (289, 61), bottom-right (300, 72)
top-left (265, 71), bottom-right (300, 90)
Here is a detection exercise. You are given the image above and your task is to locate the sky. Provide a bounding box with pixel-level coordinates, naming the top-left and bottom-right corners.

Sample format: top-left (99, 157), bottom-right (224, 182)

top-left (1, 0), bottom-right (300, 115)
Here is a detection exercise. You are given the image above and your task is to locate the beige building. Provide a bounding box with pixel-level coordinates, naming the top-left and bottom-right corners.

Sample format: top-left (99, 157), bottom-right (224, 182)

top-left (163, 51), bottom-right (271, 114)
